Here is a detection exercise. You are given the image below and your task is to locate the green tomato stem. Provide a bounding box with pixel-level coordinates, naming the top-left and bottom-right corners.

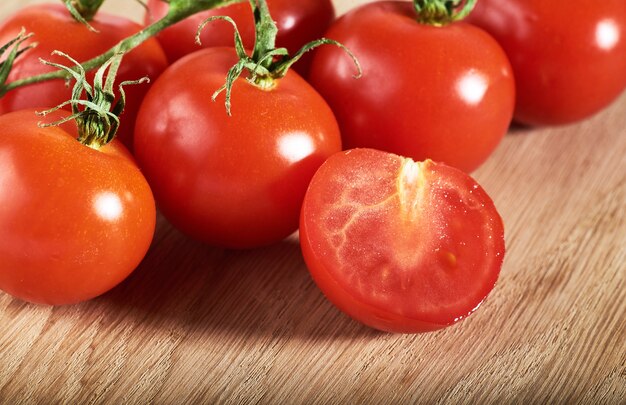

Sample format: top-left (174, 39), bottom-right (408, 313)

top-left (36, 51), bottom-right (144, 149)
top-left (0, 0), bottom-right (245, 97)
top-left (65, 0), bottom-right (106, 22)
top-left (413, 0), bottom-right (477, 25)
top-left (249, 0), bottom-right (277, 71)
top-left (207, 0), bottom-right (361, 115)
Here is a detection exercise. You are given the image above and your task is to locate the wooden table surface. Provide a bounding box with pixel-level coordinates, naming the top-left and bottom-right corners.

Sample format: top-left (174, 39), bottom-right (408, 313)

top-left (1, 1), bottom-right (625, 403)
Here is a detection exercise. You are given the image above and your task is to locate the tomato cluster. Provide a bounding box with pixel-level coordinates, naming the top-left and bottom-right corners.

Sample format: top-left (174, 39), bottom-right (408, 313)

top-left (0, 0), bottom-right (622, 332)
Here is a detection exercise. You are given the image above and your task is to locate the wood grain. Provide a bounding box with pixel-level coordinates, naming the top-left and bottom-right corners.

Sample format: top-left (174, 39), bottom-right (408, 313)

top-left (1, 1), bottom-right (625, 404)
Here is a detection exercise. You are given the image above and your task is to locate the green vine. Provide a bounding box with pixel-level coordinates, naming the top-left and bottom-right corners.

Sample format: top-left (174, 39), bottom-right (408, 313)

top-left (0, 0), bottom-right (245, 98)
top-left (1, 0), bottom-right (361, 119)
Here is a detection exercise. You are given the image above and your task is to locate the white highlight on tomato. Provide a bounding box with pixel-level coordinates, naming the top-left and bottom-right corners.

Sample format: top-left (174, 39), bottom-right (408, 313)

top-left (278, 132), bottom-right (315, 163)
top-left (457, 70), bottom-right (489, 106)
top-left (94, 192), bottom-right (123, 221)
top-left (596, 19), bottom-right (620, 51)
top-left (0, 149), bottom-right (23, 210)
top-left (281, 15), bottom-right (296, 30)
top-left (0, 150), bottom-right (15, 192)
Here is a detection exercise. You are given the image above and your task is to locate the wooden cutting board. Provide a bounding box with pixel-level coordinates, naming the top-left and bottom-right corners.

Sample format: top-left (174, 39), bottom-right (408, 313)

top-left (1, 1), bottom-right (624, 403)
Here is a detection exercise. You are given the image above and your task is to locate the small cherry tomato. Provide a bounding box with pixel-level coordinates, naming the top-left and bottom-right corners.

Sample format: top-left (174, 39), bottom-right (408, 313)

top-left (134, 47), bottom-right (341, 249)
top-left (0, 110), bottom-right (156, 305)
top-left (145, 0), bottom-right (335, 75)
top-left (0, 3), bottom-right (168, 148)
top-left (300, 148), bottom-right (505, 333)
top-left (309, 1), bottom-right (515, 173)
top-left (468, 0), bottom-right (626, 126)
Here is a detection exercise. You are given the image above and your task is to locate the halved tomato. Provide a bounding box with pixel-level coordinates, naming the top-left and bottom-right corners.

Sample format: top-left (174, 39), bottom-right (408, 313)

top-left (299, 148), bottom-right (505, 333)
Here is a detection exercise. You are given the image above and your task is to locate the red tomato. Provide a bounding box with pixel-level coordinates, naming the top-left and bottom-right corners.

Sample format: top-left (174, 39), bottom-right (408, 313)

top-left (0, 110), bottom-right (156, 305)
top-left (309, 1), bottom-right (515, 173)
top-left (468, 0), bottom-right (626, 126)
top-left (145, 0), bottom-right (335, 75)
top-left (300, 148), bottom-right (505, 333)
top-left (0, 3), bottom-right (168, 148)
top-left (134, 47), bottom-right (341, 249)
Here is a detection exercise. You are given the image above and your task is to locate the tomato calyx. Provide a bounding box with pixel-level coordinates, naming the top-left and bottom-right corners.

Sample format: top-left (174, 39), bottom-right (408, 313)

top-left (37, 52), bottom-right (148, 149)
top-left (413, 0), bottom-right (477, 26)
top-left (200, 0), bottom-right (361, 115)
top-left (0, 29), bottom-right (36, 95)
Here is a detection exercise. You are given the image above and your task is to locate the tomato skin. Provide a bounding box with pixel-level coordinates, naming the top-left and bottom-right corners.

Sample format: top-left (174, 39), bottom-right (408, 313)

top-left (145, 0), bottom-right (335, 76)
top-left (0, 3), bottom-right (168, 148)
top-left (300, 148), bottom-right (505, 333)
top-left (309, 1), bottom-right (515, 173)
top-left (468, 0), bottom-right (626, 126)
top-left (134, 47), bottom-right (341, 249)
top-left (0, 110), bottom-right (156, 305)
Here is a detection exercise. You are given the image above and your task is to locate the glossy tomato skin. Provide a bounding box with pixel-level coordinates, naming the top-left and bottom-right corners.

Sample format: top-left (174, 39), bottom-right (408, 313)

top-left (468, 0), bottom-right (626, 126)
top-left (300, 148), bottom-right (505, 333)
top-left (134, 47), bottom-right (341, 249)
top-left (145, 0), bottom-right (335, 76)
top-left (0, 3), bottom-right (168, 148)
top-left (309, 1), bottom-right (515, 173)
top-left (0, 110), bottom-right (156, 305)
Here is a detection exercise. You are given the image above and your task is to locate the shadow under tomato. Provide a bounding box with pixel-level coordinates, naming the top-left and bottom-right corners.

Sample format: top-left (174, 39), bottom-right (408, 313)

top-left (507, 121), bottom-right (536, 135)
top-left (98, 212), bottom-right (377, 341)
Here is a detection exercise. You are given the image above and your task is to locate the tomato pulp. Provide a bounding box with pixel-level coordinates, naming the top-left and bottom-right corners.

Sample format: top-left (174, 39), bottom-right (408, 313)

top-left (0, 3), bottom-right (168, 148)
top-left (300, 148), bottom-right (505, 333)
top-left (145, 0), bottom-right (335, 76)
top-left (0, 110), bottom-right (156, 305)
top-left (134, 47), bottom-right (341, 249)
top-left (468, 0), bottom-right (626, 126)
top-left (309, 1), bottom-right (515, 173)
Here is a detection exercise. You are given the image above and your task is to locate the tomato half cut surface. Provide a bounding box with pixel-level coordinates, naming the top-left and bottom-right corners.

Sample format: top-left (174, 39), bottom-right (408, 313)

top-left (299, 149), bottom-right (505, 333)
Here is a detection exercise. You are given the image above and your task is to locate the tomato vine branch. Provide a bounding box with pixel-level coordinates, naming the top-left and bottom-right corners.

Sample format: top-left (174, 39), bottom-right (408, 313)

top-left (206, 0), bottom-right (361, 115)
top-left (0, 0), bottom-right (245, 98)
